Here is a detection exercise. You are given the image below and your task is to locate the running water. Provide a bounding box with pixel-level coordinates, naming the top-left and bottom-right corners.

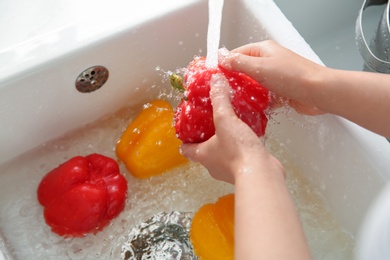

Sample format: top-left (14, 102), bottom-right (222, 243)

top-left (205, 0), bottom-right (224, 68)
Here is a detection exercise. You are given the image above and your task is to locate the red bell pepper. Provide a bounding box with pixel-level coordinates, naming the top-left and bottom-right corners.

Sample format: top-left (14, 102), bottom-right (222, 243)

top-left (37, 153), bottom-right (127, 237)
top-left (171, 56), bottom-right (269, 143)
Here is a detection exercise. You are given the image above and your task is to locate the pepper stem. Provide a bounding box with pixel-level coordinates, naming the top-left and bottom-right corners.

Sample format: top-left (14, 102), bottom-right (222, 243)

top-left (170, 73), bottom-right (186, 93)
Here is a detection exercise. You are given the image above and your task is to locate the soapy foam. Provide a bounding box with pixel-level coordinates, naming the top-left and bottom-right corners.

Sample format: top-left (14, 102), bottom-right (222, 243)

top-left (0, 95), bottom-right (354, 259)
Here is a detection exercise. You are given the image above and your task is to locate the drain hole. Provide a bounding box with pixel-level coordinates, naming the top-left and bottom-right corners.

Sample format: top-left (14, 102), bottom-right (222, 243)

top-left (75, 66), bottom-right (109, 93)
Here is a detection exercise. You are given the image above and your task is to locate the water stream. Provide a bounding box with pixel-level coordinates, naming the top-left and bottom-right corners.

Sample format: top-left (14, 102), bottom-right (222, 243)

top-left (206, 0), bottom-right (224, 68)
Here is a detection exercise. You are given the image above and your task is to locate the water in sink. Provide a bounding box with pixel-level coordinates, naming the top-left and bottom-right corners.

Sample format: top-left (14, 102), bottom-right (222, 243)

top-left (0, 89), bottom-right (354, 259)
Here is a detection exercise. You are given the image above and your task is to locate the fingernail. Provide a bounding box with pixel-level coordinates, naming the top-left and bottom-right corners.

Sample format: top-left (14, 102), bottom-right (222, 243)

top-left (218, 48), bottom-right (238, 69)
top-left (179, 146), bottom-right (184, 155)
top-left (210, 73), bottom-right (225, 85)
top-left (210, 74), bottom-right (228, 91)
top-left (210, 74), bottom-right (231, 103)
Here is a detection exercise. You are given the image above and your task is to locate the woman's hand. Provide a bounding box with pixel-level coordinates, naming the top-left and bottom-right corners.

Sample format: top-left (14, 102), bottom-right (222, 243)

top-left (220, 40), bottom-right (390, 138)
top-left (180, 73), bottom-right (284, 184)
top-left (219, 40), bottom-right (327, 116)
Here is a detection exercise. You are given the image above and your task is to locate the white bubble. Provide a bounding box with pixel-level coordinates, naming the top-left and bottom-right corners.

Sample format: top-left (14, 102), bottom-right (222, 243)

top-left (0, 92), bottom-right (354, 260)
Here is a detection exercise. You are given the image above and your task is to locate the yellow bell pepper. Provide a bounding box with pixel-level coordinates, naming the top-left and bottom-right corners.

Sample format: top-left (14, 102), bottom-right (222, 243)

top-left (191, 193), bottom-right (234, 260)
top-left (116, 100), bottom-right (188, 178)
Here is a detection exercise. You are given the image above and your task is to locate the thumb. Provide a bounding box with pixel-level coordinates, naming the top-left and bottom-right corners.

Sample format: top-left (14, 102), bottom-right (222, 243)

top-left (209, 74), bottom-right (237, 128)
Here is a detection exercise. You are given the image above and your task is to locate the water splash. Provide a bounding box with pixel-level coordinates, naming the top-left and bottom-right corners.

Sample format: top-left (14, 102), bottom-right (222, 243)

top-left (0, 98), bottom-right (354, 259)
top-left (206, 0), bottom-right (224, 68)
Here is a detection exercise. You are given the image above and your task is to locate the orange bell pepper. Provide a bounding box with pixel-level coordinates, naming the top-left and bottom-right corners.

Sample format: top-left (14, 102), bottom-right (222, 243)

top-left (116, 100), bottom-right (187, 178)
top-left (191, 193), bottom-right (234, 260)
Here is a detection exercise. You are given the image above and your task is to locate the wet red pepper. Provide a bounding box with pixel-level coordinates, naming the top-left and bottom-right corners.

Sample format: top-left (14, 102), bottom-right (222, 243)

top-left (171, 56), bottom-right (269, 143)
top-left (37, 153), bottom-right (128, 237)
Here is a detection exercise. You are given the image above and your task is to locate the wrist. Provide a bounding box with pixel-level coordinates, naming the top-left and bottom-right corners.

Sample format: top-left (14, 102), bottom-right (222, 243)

top-left (233, 154), bottom-right (285, 184)
top-left (304, 65), bottom-right (334, 115)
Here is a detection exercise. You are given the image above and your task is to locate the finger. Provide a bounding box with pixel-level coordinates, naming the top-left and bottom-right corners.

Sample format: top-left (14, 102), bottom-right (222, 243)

top-left (231, 40), bottom-right (276, 57)
top-left (180, 143), bottom-right (201, 162)
top-left (231, 42), bottom-right (263, 56)
top-left (232, 55), bottom-right (266, 85)
top-left (209, 73), bottom-right (236, 121)
top-left (269, 94), bottom-right (288, 110)
top-left (218, 49), bottom-right (266, 83)
top-left (218, 47), bottom-right (237, 70)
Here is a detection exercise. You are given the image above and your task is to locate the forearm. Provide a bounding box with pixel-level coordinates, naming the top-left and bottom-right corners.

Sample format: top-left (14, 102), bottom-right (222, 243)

top-left (234, 160), bottom-right (311, 260)
top-left (313, 68), bottom-right (390, 137)
top-left (226, 41), bottom-right (390, 137)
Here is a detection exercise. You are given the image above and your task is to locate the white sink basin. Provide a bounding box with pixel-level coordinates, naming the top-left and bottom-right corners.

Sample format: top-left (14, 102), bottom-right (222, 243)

top-left (1, 0), bottom-right (390, 259)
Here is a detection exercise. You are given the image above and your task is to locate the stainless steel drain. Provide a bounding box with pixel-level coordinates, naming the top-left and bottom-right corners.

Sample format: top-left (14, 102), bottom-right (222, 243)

top-left (75, 66), bottom-right (109, 93)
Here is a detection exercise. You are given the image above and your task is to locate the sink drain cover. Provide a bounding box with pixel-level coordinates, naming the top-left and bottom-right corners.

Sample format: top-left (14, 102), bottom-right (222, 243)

top-left (75, 66), bottom-right (109, 93)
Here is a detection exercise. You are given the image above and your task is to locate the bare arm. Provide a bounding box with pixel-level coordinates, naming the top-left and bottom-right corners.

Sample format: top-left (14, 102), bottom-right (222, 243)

top-left (316, 69), bottom-right (390, 137)
top-left (181, 74), bottom-right (311, 260)
top-left (221, 40), bottom-right (390, 138)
